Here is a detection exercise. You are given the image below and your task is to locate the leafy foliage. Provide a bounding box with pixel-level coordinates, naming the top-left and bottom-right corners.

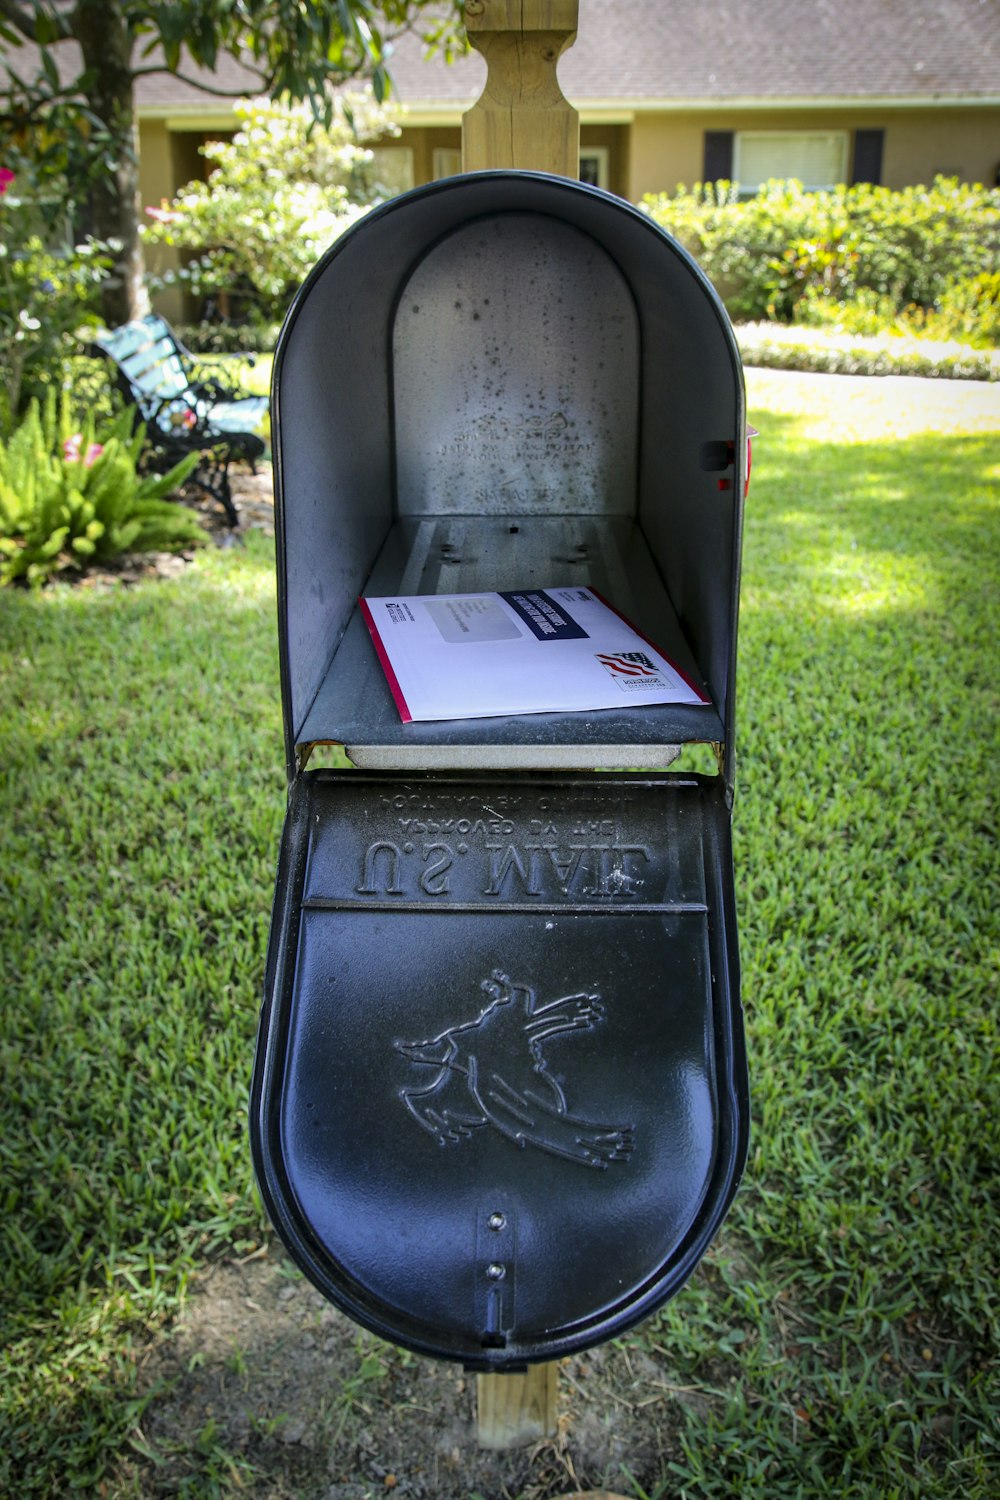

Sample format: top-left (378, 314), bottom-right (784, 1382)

top-left (175, 320), bottom-right (282, 355)
top-left (0, 391), bottom-right (206, 586)
top-left (796, 272), bottom-right (1000, 349)
top-left (143, 93), bottom-right (398, 324)
top-left (643, 177), bottom-right (1000, 338)
top-left (0, 1), bottom-right (464, 322)
top-left (0, 158), bottom-right (111, 427)
top-left (735, 323), bottom-right (996, 381)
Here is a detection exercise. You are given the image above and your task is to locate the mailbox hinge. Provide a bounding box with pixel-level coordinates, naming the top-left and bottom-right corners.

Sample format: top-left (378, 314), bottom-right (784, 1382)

top-left (713, 741), bottom-right (736, 809)
top-left (475, 1204), bottom-right (517, 1351)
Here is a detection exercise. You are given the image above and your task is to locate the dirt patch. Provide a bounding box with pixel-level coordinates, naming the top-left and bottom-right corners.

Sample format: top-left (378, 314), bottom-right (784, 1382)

top-left (188, 463), bottom-right (277, 541)
top-left (119, 1242), bottom-right (687, 1499)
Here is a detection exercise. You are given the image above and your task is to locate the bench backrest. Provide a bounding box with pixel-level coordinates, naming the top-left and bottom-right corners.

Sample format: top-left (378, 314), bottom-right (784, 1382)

top-left (92, 315), bottom-right (191, 421)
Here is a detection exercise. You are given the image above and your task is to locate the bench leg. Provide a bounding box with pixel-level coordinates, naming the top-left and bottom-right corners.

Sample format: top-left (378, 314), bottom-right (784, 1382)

top-left (192, 449), bottom-right (239, 527)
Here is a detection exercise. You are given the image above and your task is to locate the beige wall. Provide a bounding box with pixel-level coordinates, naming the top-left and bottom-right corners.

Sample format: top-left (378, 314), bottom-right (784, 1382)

top-left (403, 125), bottom-right (461, 182)
top-left (880, 109), bottom-right (997, 188)
top-left (395, 121), bottom-right (630, 191)
top-left (139, 122), bottom-right (233, 322)
top-left (393, 109), bottom-right (998, 200)
top-left (138, 120), bottom-right (184, 322)
top-left (627, 107), bottom-right (999, 199)
top-left (580, 124), bottom-right (629, 196)
top-left (141, 106), bottom-right (998, 216)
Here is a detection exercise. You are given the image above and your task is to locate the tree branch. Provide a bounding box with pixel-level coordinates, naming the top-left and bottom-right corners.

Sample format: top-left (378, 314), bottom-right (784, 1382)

top-left (131, 48), bottom-right (373, 101)
top-left (130, 65), bottom-right (269, 97)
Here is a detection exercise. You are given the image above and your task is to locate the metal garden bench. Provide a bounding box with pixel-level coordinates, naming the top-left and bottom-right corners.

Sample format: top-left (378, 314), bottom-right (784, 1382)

top-left (91, 314), bottom-right (269, 526)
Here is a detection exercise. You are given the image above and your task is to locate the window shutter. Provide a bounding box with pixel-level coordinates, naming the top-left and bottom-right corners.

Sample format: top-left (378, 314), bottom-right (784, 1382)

top-left (704, 131), bottom-right (734, 183)
top-left (851, 129), bottom-right (884, 185)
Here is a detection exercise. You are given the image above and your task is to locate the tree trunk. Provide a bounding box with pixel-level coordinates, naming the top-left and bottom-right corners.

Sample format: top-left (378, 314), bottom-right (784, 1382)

top-left (71, 1), bottom-right (150, 325)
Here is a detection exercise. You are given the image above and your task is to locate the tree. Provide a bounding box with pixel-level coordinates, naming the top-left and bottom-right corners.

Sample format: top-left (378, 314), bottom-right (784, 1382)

top-left (0, 1), bottom-right (464, 326)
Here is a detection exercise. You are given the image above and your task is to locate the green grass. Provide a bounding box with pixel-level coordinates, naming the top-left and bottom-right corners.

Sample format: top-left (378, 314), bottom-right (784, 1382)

top-left (1, 533), bottom-right (283, 1489)
top-left (2, 383), bottom-right (998, 1495)
top-left (653, 410), bottom-right (999, 1495)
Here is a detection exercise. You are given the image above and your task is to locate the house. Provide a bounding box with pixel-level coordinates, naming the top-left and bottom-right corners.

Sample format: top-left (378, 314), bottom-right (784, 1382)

top-left (362, 0), bottom-right (1000, 199)
top-left (4, 1), bottom-right (997, 320)
top-left (132, 0), bottom-right (999, 204)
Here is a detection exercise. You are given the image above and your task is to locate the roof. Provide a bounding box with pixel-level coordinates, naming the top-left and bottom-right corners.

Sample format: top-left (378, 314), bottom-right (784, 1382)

top-left (3, 0), bottom-right (997, 116)
top-left (383, 0), bottom-right (1000, 107)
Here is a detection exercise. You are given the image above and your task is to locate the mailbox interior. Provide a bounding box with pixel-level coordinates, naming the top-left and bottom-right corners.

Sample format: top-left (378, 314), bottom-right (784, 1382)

top-left (273, 172), bottom-right (745, 776)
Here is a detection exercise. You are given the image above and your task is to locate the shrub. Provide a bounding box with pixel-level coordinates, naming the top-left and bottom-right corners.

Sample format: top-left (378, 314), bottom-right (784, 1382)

top-left (642, 177), bottom-right (1000, 334)
top-left (734, 321), bottom-right (996, 381)
top-left (143, 92), bottom-right (399, 325)
top-left (172, 320), bottom-right (282, 356)
top-left (0, 166), bottom-right (112, 429)
top-left (0, 392), bottom-right (207, 587)
top-left (793, 271), bottom-right (1000, 350)
top-left (930, 272), bottom-right (1000, 347)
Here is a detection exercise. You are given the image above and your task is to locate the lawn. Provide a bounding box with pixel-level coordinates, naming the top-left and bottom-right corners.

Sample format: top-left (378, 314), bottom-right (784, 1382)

top-left (1, 370), bottom-right (997, 1497)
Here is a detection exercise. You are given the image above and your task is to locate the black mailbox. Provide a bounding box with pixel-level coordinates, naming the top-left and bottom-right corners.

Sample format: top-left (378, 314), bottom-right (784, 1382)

top-left (251, 171), bottom-right (749, 1369)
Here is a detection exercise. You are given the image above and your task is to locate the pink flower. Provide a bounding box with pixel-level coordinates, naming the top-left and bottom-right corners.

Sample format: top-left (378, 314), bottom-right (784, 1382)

top-left (63, 433), bottom-right (104, 467)
top-left (145, 200), bottom-right (182, 223)
top-left (0, 167), bottom-right (15, 196)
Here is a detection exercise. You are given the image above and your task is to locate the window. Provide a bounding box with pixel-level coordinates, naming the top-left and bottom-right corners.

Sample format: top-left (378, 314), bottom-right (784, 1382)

top-left (370, 147), bottom-right (415, 198)
top-left (432, 148), bottom-right (463, 181)
top-left (579, 148), bottom-right (610, 190)
top-left (732, 131), bottom-right (848, 192)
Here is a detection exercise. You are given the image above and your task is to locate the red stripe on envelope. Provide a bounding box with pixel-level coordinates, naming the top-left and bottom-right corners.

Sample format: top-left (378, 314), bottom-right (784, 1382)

top-left (359, 597), bottom-right (413, 723)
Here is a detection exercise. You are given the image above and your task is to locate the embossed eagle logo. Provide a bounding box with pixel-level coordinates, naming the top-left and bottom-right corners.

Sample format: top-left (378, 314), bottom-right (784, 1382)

top-left (395, 970), bottom-right (634, 1169)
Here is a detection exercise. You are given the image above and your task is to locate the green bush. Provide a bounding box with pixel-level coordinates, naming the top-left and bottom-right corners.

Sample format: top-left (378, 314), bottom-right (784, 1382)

top-left (0, 160), bottom-right (114, 429)
top-left (926, 271), bottom-right (1000, 347)
top-left (795, 273), bottom-right (1000, 349)
top-left (143, 92), bottom-right (398, 325)
top-left (642, 177), bottom-right (1000, 337)
top-left (173, 320), bottom-right (282, 356)
top-left (0, 392), bottom-right (207, 587)
top-left (735, 321), bottom-right (997, 381)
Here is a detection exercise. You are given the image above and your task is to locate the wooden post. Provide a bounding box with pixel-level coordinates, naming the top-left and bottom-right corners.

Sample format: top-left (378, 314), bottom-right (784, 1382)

top-left (460, 1), bottom-right (581, 1449)
top-left (462, 0), bottom-right (580, 179)
top-left (476, 1361), bottom-right (559, 1449)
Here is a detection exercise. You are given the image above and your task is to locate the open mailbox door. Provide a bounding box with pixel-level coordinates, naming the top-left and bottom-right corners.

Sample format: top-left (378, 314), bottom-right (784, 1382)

top-left (251, 173), bottom-right (749, 1368)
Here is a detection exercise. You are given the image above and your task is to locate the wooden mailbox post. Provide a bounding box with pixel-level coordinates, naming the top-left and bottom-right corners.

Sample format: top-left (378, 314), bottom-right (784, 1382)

top-left (461, 0), bottom-right (580, 1452)
top-left (462, 0), bottom-right (580, 179)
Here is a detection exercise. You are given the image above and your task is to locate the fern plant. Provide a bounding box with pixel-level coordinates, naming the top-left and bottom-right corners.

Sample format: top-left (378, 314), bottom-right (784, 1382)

top-left (0, 391), bottom-right (207, 586)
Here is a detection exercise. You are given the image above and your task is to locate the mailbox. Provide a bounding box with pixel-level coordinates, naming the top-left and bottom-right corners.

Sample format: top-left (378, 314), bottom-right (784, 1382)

top-left (251, 171), bottom-right (749, 1369)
